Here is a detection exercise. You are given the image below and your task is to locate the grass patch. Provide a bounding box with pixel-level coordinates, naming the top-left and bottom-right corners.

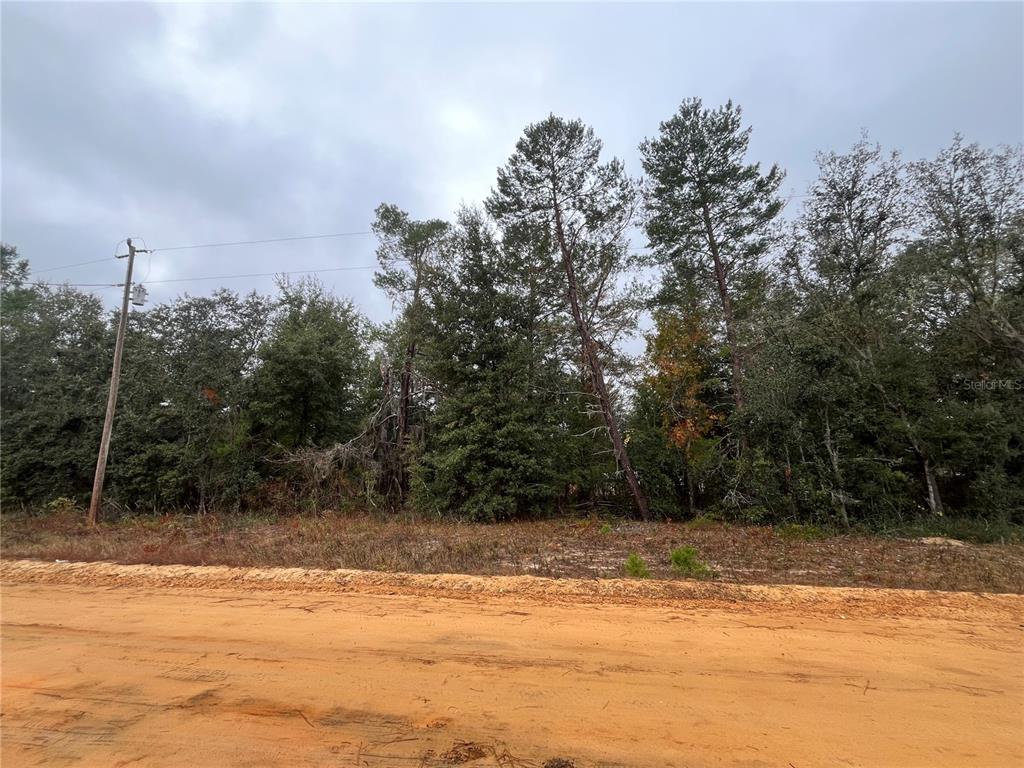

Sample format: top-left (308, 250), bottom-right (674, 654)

top-left (880, 518), bottom-right (1024, 545)
top-left (3, 509), bottom-right (1023, 593)
top-left (669, 546), bottom-right (714, 578)
top-left (624, 552), bottom-right (651, 579)
top-left (598, 522), bottom-right (613, 535)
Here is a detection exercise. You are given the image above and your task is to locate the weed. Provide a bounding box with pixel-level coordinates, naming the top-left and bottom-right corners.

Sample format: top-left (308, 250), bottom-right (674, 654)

top-left (624, 552), bottom-right (650, 578)
top-left (670, 546), bottom-right (713, 578)
top-left (598, 522), bottom-right (613, 535)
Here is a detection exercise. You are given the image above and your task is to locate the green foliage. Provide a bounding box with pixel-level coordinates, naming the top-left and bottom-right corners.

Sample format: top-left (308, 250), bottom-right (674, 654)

top-left (0, 262), bottom-right (366, 512)
top-left (411, 209), bottom-right (567, 520)
top-left (1, 118), bottom-right (1020, 529)
top-left (598, 522), bottom-right (613, 535)
top-left (641, 98), bottom-right (784, 453)
top-left (251, 280), bottom-right (368, 449)
top-left (669, 546), bottom-right (713, 578)
top-left (46, 496), bottom-right (79, 514)
top-left (1, 249), bottom-right (110, 507)
top-left (641, 98), bottom-right (784, 295)
top-left (110, 290), bottom-right (274, 510)
top-left (624, 552), bottom-right (651, 579)
top-left (487, 115), bottom-right (651, 517)
top-left (624, 382), bottom-right (687, 518)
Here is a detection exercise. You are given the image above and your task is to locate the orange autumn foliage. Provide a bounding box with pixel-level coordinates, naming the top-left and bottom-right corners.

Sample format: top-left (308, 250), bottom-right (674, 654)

top-left (647, 310), bottom-right (722, 455)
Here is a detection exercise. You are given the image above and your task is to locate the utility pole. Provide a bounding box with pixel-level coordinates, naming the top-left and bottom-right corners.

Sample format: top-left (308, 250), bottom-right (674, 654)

top-left (87, 238), bottom-right (147, 526)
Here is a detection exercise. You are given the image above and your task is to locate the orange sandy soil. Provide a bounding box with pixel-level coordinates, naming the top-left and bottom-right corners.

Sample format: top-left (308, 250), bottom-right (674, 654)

top-left (2, 560), bottom-right (1022, 767)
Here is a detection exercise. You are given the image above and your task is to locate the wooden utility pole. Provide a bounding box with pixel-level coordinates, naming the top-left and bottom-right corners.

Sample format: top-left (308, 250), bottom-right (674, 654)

top-left (87, 238), bottom-right (145, 526)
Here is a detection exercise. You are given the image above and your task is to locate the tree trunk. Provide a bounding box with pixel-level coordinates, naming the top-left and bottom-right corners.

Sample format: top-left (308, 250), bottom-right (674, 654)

top-left (373, 363), bottom-right (403, 504)
top-left (701, 203), bottom-right (745, 414)
top-left (909, 443), bottom-right (944, 518)
top-left (552, 200), bottom-right (652, 521)
top-left (879, 380), bottom-right (945, 518)
top-left (395, 265), bottom-right (424, 503)
top-left (784, 444), bottom-right (798, 517)
top-left (822, 409), bottom-right (850, 529)
top-left (685, 454), bottom-right (696, 517)
top-left (396, 338), bottom-right (415, 499)
top-left (922, 457), bottom-right (944, 517)
top-left (902, 411), bottom-right (944, 518)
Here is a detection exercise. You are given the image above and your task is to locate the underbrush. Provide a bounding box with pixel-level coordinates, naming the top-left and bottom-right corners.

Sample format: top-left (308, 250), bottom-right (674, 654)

top-left (2, 508), bottom-right (1022, 593)
top-left (874, 517), bottom-right (1024, 545)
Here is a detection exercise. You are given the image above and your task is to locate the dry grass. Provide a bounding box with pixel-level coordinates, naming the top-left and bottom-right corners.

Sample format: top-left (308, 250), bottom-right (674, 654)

top-left (2, 510), bottom-right (1022, 593)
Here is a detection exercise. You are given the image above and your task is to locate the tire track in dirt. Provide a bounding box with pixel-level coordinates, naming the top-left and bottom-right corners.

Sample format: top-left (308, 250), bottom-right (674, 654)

top-left (2, 560), bottom-right (1022, 767)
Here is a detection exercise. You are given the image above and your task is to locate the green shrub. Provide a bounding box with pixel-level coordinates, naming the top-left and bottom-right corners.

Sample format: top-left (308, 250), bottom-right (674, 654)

top-left (598, 522), bottom-right (613, 535)
top-left (46, 496), bottom-right (78, 514)
top-left (704, 502), bottom-right (772, 525)
top-left (776, 523), bottom-right (827, 541)
top-left (669, 546), bottom-right (713, 578)
top-left (624, 552), bottom-right (651, 578)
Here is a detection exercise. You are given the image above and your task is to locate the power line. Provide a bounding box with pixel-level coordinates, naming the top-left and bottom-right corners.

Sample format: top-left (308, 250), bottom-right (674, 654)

top-left (31, 257), bottom-right (113, 274)
top-left (29, 281), bottom-right (121, 288)
top-left (152, 230), bottom-right (372, 252)
top-left (28, 262), bottom-right (377, 291)
top-left (142, 264), bottom-right (376, 285)
top-left (27, 229), bottom-right (373, 277)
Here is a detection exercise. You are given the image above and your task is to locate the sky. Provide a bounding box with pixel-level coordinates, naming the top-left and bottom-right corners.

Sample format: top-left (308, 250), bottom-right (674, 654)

top-left (2, 1), bottom-right (1022, 332)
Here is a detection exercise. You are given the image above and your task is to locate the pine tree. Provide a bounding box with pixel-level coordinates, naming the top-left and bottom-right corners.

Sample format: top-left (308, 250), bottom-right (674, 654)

top-left (414, 209), bottom-right (566, 520)
top-left (641, 99), bottom-right (784, 445)
top-left (487, 115), bottom-right (651, 520)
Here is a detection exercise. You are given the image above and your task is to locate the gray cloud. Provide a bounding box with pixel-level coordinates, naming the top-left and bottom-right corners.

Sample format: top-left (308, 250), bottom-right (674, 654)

top-left (3, 1), bottom-right (1021, 329)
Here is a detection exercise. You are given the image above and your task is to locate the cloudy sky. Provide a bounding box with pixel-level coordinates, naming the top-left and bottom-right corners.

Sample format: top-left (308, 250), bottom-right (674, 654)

top-left (3, 1), bottom-right (1021, 327)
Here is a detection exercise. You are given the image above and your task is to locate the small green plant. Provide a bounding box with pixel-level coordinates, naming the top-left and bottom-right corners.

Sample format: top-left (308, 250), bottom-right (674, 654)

top-left (670, 546), bottom-right (713, 578)
top-left (598, 522), bottom-right (613, 535)
top-left (777, 523), bottom-right (827, 541)
top-left (624, 552), bottom-right (651, 578)
top-left (46, 496), bottom-right (78, 514)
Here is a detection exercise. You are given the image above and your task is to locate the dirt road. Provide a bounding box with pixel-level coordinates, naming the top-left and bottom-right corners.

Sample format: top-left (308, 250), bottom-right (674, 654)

top-left (2, 561), bottom-right (1022, 767)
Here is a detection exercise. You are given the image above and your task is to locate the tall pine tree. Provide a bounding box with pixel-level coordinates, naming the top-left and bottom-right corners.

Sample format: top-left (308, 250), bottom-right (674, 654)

top-left (413, 209), bottom-right (566, 520)
top-left (641, 99), bottom-right (784, 452)
top-left (487, 116), bottom-right (651, 519)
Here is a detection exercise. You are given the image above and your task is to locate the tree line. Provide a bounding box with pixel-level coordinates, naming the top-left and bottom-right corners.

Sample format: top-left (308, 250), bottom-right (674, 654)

top-left (3, 99), bottom-right (1021, 527)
